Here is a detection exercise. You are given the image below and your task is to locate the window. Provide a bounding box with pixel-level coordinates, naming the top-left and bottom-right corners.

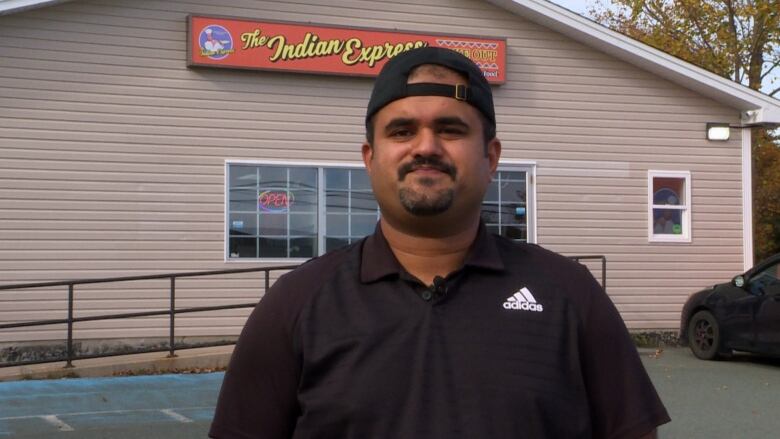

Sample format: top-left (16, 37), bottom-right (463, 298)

top-left (227, 163), bottom-right (381, 260)
top-left (324, 168), bottom-right (380, 252)
top-left (226, 162), bottom-right (532, 260)
top-left (748, 260), bottom-right (780, 296)
top-left (648, 171), bottom-right (691, 242)
top-left (227, 165), bottom-right (319, 258)
top-left (482, 170), bottom-right (528, 243)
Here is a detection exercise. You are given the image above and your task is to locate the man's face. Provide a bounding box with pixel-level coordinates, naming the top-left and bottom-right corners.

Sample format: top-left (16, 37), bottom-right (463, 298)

top-left (362, 67), bottom-right (500, 227)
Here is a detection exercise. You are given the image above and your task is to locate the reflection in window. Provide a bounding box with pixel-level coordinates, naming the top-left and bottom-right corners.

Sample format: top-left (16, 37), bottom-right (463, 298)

top-left (325, 168), bottom-right (380, 252)
top-left (749, 262), bottom-right (780, 295)
top-left (228, 165), bottom-right (318, 259)
top-left (649, 171), bottom-right (691, 241)
top-left (228, 164), bottom-right (531, 259)
top-left (482, 171), bottom-right (527, 242)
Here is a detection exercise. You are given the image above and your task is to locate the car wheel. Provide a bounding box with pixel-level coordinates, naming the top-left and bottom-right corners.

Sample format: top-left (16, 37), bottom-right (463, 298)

top-left (688, 310), bottom-right (722, 360)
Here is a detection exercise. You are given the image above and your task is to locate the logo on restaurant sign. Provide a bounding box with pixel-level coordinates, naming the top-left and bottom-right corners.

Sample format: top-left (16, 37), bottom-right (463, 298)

top-left (188, 16), bottom-right (507, 83)
top-left (198, 24), bottom-right (235, 60)
top-left (259, 190), bottom-right (294, 213)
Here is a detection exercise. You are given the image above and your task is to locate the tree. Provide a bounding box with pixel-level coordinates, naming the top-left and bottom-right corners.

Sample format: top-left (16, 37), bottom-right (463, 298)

top-left (590, 0), bottom-right (780, 262)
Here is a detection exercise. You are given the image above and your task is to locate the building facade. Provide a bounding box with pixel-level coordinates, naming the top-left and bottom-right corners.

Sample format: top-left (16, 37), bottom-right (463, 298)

top-left (1, 0), bottom-right (779, 345)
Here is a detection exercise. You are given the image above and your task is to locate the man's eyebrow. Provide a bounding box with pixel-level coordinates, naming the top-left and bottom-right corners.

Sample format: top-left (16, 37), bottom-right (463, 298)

top-left (383, 118), bottom-right (416, 133)
top-left (434, 116), bottom-right (470, 128)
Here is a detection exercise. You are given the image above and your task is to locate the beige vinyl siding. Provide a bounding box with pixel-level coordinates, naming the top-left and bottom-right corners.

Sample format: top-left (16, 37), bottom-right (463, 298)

top-left (0, 0), bottom-right (746, 342)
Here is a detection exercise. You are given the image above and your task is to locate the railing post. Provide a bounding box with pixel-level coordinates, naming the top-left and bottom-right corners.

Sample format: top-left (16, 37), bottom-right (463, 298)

top-left (601, 256), bottom-right (607, 292)
top-left (168, 276), bottom-right (176, 358)
top-left (65, 284), bottom-right (74, 368)
top-left (265, 270), bottom-right (270, 296)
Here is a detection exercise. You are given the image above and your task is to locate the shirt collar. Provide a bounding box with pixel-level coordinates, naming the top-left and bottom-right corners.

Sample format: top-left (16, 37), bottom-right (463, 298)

top-left (360, 220), bottom-right (505, 284)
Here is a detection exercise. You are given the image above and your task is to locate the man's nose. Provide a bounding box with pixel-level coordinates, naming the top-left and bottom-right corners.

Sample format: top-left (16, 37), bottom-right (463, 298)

top-left (410, 128), bottom-right (443, 157)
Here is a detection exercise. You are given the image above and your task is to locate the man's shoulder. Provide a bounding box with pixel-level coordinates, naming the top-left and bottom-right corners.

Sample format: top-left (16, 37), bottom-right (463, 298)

top-left (491, 235), bottom-right (609, 317)
top-left (492, 234), bottom-right (587, 274)
top-left (273, 240), bottom-right (363, 294)
top-left (256, 241), bottom-right (364, 325)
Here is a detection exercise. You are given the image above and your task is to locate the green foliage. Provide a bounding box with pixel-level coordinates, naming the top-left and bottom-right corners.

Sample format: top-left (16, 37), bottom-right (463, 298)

top-left (753, 128), bottom-right (780, 260)
top-left (590, 0), bottom-right (780, 261)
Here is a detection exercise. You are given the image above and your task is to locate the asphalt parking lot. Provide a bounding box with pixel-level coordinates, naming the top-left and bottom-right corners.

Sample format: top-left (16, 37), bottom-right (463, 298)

top-left (643, 347), bottom-right (780, 438)
top-left (0, 347), bottom-right (779, 438)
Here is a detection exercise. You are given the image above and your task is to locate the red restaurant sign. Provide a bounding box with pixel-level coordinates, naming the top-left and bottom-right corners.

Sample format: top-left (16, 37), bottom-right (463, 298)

top-left (187, 16), bottom-right (506, 84)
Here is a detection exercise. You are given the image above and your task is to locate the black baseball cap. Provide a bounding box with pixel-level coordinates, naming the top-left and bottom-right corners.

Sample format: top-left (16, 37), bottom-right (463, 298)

top-left (365, 46), bottom-right (496, 130)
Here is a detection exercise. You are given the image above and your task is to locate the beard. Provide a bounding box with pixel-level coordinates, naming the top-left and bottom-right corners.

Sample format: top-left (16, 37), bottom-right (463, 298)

top-left (396, 157), bottom-right (457, 216)
top-left (398, 157), bottom-right (457, 216)
top-left (398, 180), bottom-right (454, 216)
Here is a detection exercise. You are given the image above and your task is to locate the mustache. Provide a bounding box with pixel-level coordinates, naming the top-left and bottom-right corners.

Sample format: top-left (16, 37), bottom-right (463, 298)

top-left (397, 157), bottom-right (457, 181)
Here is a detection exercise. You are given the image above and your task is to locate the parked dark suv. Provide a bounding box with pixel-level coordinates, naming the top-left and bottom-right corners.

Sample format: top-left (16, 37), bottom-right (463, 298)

top-left (680, 253), bottom-right (780, 360)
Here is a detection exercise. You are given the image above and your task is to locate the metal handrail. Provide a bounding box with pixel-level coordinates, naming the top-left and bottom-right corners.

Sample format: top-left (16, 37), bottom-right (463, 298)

top-left (569, 255), bottom-right (607, 291)
top-left (0, 265), bottom-right (299, 368)
top-left (1, 255), bottom-right (606, 369)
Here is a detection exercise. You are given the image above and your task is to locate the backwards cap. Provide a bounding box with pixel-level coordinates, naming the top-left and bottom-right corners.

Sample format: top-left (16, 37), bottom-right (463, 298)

top-left (365, 46), bottom-right (495, 130)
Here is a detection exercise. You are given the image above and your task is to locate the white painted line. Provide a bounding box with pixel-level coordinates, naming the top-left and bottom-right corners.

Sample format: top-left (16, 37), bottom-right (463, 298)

top-left (0, 406), bottom-right (212, 421)
top-left (160, 409), bottom-right (194, 423)
top-left (41, 415), bottom-right (74, 432)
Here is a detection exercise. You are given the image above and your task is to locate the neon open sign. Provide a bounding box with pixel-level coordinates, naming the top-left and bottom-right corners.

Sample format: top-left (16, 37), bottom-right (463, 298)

top-left (259, 190), bottom-right (294, 213)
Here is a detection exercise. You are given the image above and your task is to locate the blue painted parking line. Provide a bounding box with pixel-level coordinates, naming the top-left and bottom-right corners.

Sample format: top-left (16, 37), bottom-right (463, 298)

top-left (0, 372), bottom-right (223, 436)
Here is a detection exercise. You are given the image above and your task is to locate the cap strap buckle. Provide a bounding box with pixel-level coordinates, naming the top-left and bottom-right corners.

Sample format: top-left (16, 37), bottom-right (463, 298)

top-left (454, 84), bottom-right (468, 101)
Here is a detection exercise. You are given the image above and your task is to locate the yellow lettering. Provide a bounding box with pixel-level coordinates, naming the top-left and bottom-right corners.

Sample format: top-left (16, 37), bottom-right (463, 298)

top-left (472, 49), bottom-right (497, 62)
top-left (267, 32), bottom-right (348, 62)
top-left (450, 48), bottom-right (470, 58)
top-left (293, 33), bottom-right (314, 58)
top-left (267, 35), bottom-right (288, 62)
top-left (351, 40), bottom-right (429, 66)
top-left (358, 44), bottom-right (388, 67)
top-left (342, 38), bottom-right (363, 65)
top-left (240, 29), bottom-right (268, 50)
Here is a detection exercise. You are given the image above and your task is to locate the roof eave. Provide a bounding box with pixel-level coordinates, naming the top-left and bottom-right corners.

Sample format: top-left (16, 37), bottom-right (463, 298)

top-left (486, 0), bottom-right (780, 126)
top-left (0, 0), bottom-right (72, 16)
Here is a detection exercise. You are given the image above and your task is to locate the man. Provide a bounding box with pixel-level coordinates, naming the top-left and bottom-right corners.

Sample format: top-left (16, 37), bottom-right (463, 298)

top-left (204, 28), bottom-right (225, 52)
top-left (210, 47), bottom-right (670, 439)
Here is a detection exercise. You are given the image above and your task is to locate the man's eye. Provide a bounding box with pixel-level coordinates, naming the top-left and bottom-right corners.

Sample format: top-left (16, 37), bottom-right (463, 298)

top-left (389, 129), bottom-right (413, 138)
top-left (440, 126), bottom-right (466, 136)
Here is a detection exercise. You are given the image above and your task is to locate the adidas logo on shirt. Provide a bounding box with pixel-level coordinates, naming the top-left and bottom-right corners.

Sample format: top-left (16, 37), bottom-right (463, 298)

top-left (502, 287), bottom-right (543, 312)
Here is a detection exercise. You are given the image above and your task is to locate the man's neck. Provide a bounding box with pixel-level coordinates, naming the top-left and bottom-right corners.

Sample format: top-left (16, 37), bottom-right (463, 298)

top-left (380, 216), bottom-right (480, 286)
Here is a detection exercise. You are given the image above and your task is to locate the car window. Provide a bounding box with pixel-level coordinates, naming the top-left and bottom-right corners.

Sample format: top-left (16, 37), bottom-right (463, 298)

top-left (760, 263), bottom-right (779, 281)
top-left (749, 262), bottom-right (780, 294)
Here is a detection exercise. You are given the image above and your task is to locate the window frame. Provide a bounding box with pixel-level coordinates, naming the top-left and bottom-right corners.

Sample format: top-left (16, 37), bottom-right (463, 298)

top-left (647, 170), bottom-right (692, 243)
top-left (225, 159), bottom-right (368, 263)
top-left (489, 162), bottom-right (537, 244)
top-left (224, 160), bottom-right (537, 262)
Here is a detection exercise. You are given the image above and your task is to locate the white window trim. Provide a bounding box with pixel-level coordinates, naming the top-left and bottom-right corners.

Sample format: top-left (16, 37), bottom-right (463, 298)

top-left (496, 160), bottom-right (537, 244)
top-left (647, 170), bottom-right (692, 243)
top-left (224, 159), bottom-right (366, 263)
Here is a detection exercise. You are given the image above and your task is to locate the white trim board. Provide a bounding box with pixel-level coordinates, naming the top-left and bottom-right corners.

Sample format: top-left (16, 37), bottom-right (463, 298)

top-left (741, 128), bottom-right (753, 270)
top-left (0, 0), bottom-right (71, 15)
top-left (486, 0), bottom-right (780, 125)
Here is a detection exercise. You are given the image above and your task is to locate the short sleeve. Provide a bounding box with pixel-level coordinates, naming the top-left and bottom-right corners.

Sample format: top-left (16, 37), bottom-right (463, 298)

top-left (577, 270), bottom-right (671, 439)
top-left (209, 276), bottom-right (303, 439)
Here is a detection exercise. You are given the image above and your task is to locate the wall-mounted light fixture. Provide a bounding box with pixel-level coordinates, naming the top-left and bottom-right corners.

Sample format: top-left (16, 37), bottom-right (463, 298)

top-left (706, 123), bottom-right (731, 141)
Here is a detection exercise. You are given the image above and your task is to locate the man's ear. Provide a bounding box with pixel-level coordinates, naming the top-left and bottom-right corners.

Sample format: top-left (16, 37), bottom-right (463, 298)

top-left (362, 142), bottom-right (374, 171)
top-left (487, 137), bottom-right (501, 178)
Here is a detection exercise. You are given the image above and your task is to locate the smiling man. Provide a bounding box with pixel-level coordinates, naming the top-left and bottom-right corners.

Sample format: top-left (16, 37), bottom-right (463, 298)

top-left (209, 47), bottom-right (670, 439)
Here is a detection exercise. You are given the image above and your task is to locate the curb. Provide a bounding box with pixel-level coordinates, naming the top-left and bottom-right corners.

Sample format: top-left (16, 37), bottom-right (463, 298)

top-left (0, 345), bottom-right (234, 382)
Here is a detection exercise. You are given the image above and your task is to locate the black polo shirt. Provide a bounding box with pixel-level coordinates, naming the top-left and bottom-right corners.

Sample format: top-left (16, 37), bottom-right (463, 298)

top-left (210, 223), bottom-right (670, 439)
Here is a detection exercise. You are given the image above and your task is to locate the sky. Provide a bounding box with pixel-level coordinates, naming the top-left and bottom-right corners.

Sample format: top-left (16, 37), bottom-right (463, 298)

top-left (545, 0), bottom-right (778, 97)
